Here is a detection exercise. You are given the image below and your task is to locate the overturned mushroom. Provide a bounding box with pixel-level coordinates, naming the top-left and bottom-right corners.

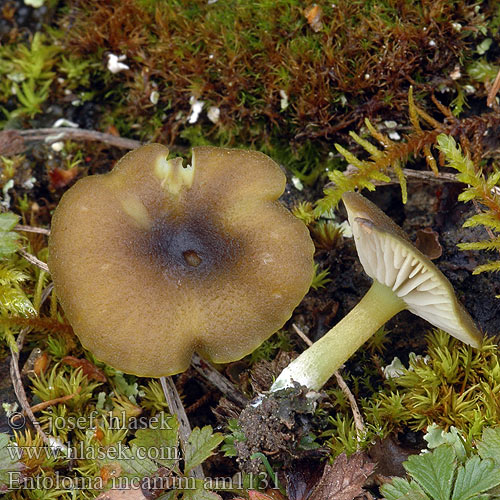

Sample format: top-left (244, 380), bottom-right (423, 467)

top-left (272, 191), bottom-right (482, 392)
top-left (48, 144), bottom-right (315, 377)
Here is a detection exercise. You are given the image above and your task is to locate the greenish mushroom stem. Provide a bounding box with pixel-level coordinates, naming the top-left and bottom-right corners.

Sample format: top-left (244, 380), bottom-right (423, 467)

top-left (271, 192), bottom-right (482, 393)
top-left (271, 280), bottom-right (405, 392)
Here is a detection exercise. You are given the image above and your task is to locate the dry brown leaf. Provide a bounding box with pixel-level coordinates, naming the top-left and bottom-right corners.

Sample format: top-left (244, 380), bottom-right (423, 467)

top-left (62, 355), bottom-right (107, 382)
top-left (0, 130), bottom-right (25, 156)
top-left (309, 452), bottom-right (375, 500)
top-left (415, 227), bottom-right (442, 260)
top-left (48, 167), bottom-right (79, 189)
top-left (233, 490), bottom-right (287, 500)
top-left (303, 4), bottom-right (323, 32)
top-left (95, 488), bottom-right (147, 500)
top-left (286, 457), bottom-right (325, 500)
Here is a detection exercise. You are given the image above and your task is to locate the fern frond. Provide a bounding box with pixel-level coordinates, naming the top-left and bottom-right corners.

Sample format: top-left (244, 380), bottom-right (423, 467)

top-left (437, 134), bottom-right (500, 275)
top-left (315, 88), bottom-right (449, 213)
top-left (0, 264), bottom-right (31, 286)
top-left (315, 87), bottom-right (500, 230)
top-left (0, 284), bottom-right (35, 316)
top-left (0, 316), bottom-right (73, 336)
top-left (1, 325), bottom-right (17, 351)
top-left (461, 213), bottom-right (500, 231)
top-left (458, 240), bottom-right (500, 251)
top-left (436, 133), bottom-right (475, 175)
top-left (471, 261), bottom-right (500, 274)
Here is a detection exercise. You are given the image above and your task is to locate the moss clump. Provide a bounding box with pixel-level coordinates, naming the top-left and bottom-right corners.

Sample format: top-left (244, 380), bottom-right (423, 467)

top-left (325, 330), bottom-right (500, 457)
top-left (54, 0), bottom-right (493, 170)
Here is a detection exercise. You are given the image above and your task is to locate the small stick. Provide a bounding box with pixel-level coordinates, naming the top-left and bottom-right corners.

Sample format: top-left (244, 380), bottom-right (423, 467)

top-left (18, 128), bottom-right (142, 150)
top-left (160, 376), bottom-right (204, 479)
top-left (11, 392), bottom-right (79, 420)
top-left (18, 248), bottom-right (49, 273)
top-left (291, 323), bottom-right (365, 436)
top-left (15, 225), bottom-right (51, 236)
top-left (40, 283), bottom-right (54, 307)
top-left (341, 166), bottom-right (500, 198)
top-left (190, 353), bottom-right (248, 407)
top-left (487, 67), bottom-right (500, 108)
top-left (340, 166), bottom-right (461, 186)
top-left (9, 328), bottom-right (50, 444)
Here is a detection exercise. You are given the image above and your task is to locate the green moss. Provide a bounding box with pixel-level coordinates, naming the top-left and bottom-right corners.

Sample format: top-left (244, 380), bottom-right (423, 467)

top-left (354, 331), bottom-right (500, 448)
top-left (53, 0), bottom-right (490, 168)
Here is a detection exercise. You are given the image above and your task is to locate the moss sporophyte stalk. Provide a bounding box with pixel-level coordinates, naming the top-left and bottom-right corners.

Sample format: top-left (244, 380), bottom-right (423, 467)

top-left (271, 192), bottom-right (482, 393)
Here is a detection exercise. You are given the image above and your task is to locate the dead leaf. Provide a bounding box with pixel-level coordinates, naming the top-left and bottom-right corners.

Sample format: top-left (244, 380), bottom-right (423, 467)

top-left (22, 348), bottom-right (49, 376)
top-left (286, 458), bottom-right (325, 500)
top-left (309, 452), bottom-right (375, 500)
top-left (0, 130), bottom-right (25, 156)
top-left (62, 355), bottom-right (107, 382)
top-left (415, 227), bottom-right (442, 260)
top-left (95, 488), bottom-right (147, 500)
top-left (106, 125), bottom-right (121, 137)
top-left (303, 5), bottom-right (323, 32)
top-left (48, 167), bottom-right (79, 189)
top-left (487, 67), bottom-right (500, 108)
top-left (368, 436), bottom-right (414, 477)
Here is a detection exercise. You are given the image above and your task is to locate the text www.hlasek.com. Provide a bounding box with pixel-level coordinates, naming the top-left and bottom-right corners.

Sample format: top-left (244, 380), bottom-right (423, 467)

top-left (7, 441), bottom-right (180, 461)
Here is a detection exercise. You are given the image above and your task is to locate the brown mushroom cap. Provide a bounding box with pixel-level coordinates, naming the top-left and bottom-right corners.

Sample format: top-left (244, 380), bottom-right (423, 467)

top-left (48, 144), bottom-right (314, 377)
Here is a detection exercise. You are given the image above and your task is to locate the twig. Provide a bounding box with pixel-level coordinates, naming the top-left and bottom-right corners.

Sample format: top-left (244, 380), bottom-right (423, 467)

top-left (18, 128), bottom-right (142, 150)
top-left (11, 391), bottom-right (79, 419)
top-left (190, 353), bottom-right (248, 407)
top-left (40, 282), bottom-right (54, 306)
top-left (487, 67), bottom-right (500, 108)
top-left (160, 376), bottom-right (204, 479)
top-left (15, 225), bottom-right (51, 236)
top-left (342, 166), bottom-right (461, 186)
top-left (9, 328), bottom-right (50, 444)
top-left (291, 323), bottom-right (365, 436)
top-left (341, 166), bottom-right (500, 197)
top-left (18, 248), bottom-right (49, 273)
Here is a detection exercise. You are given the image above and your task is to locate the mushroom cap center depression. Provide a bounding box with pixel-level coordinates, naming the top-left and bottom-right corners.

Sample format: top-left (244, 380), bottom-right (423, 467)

top-left (132, 213), bottom-right (240, 277)
top-left (48, 144), bottom-right (315, 377)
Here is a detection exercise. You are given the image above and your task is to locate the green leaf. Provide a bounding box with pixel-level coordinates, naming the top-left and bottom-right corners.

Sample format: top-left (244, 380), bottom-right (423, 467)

top-left (113, 372), bottom-right (140, 401)
top-left (424, 424), bottom-right (466, 462)
top-left (404, 446), bottom-right (455, 500)
top-left (0, 232), bottom-right (19, 258)
top-left (129, 413), bottom-right (179, 469)
top-left (0, 213), bottom-right (19, 232)
top-left (0, 213), bottom-right (20, 258)
top-left (97, 442), bottom-right (158, 482)
top-left (183, 486), bottom-right (222, 500)
top-left (184, 426), bottom-right (224, 474)
top-left (380, 477), bottom-right (430, 500)
top-left (452, 455), bottom-right (500, 500)
top-left (0, 433), bottom-right (26, 491)
top-left (477, 428), bottom-right (500, 466)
